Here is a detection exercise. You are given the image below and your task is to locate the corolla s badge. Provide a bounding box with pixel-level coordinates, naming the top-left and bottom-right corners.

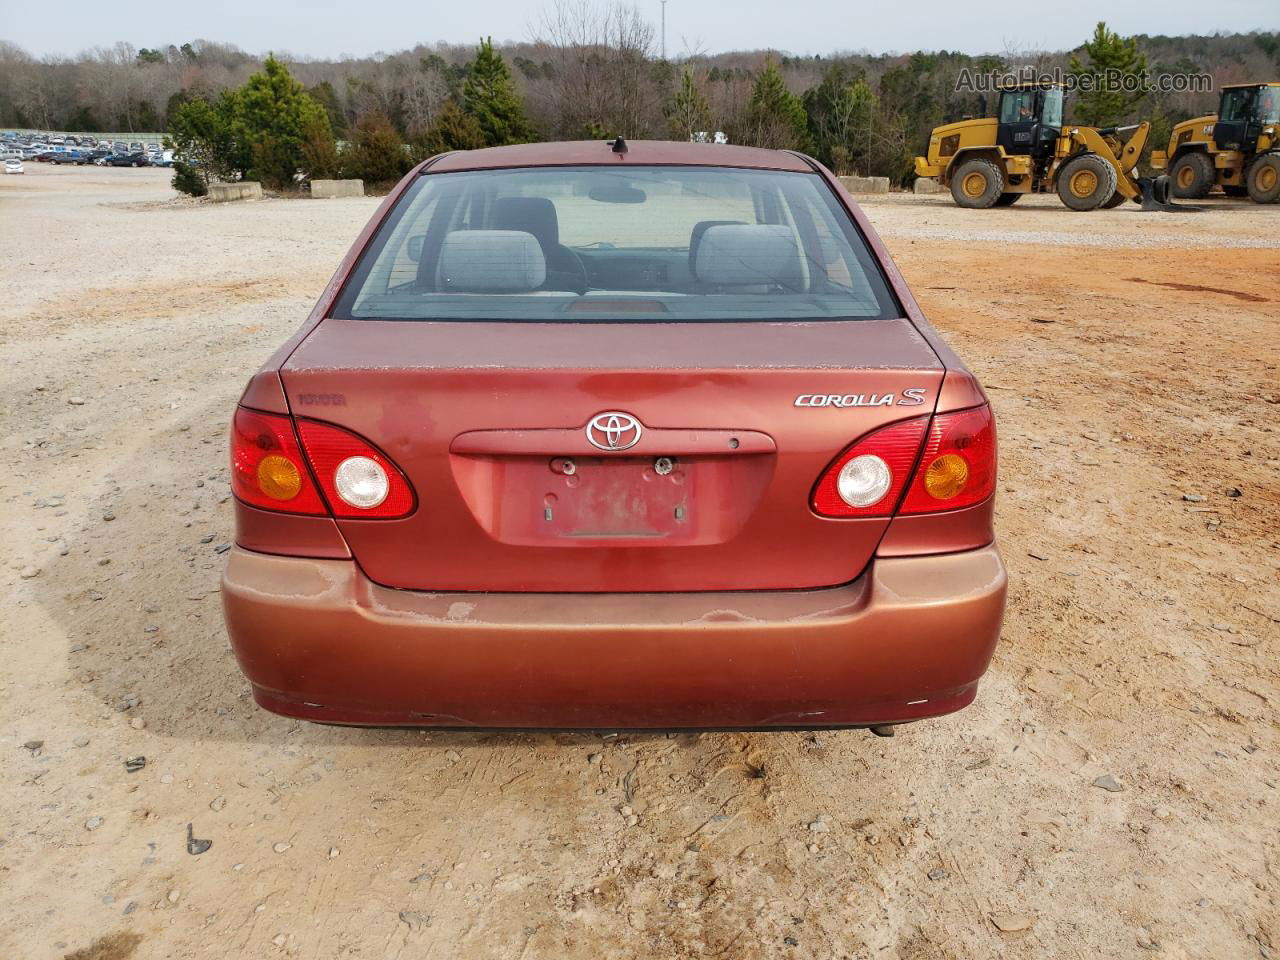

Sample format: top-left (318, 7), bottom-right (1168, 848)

top-left (794, 388), bottom-right (927, 408)
top-left (586, 412), bottom-right (643, 451)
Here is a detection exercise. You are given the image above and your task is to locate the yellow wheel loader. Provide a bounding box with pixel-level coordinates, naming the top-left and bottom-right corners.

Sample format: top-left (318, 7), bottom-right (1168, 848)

top-left (1151, 82), bottom-right (1280, 204)
top-left (914, 83), bottom-right (1173, 211)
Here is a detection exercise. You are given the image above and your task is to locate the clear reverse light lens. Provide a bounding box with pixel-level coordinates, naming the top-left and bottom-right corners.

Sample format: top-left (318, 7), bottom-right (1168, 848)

top-left (837, 454), bottom-right (892, 508)
top-left (334, 456), bottom-right (389, 509)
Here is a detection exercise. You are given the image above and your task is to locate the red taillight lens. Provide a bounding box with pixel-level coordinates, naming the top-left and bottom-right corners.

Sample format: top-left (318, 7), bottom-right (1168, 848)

top-left (812, 416), bottom-right (930, 518)
top-left (230, 407), bottom-right (327, 515)
top-left (900, 404), bottom-right (996, 514)
top-left (295, 420), bottom-right (415, 519)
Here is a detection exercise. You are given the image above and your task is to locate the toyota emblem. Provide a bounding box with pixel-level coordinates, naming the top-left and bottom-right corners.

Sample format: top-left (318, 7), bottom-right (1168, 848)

top-left (586, 412), bottom-right (643, 451)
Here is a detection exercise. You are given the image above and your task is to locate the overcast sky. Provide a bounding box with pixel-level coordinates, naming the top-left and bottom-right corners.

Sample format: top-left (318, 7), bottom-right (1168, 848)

top-left (1, 0), bottom-right (1275, 59)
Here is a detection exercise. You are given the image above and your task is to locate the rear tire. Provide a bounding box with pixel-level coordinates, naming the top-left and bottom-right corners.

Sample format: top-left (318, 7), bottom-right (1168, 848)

top-left (993, 192), bottom-right (1021, 206)
top-left (1247, 153), bottom-right (1280, 204)
top-left (1056, 153), bottom-right (1118, 211)
top-left (950, 158), bottom-right (1005, 209)
top-left (1170, 151), bottom-right (1215, 199)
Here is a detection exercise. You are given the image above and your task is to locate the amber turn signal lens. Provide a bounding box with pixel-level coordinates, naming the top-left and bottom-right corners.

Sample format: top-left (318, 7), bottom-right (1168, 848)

top-left (924, 453), bottom-right (968, 500)
top-left (257, 454), bottom-right (302, 500)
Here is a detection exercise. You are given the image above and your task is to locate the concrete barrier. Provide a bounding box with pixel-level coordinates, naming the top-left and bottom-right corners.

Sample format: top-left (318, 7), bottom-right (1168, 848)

top-left (838, 175), bottom-right (890, 194)
top-left (208, 182), bottom-right (263, 202)
top-left (913, 177), bottom-right (944, 195)
top-left (311, 178), bottom-right (365, 198)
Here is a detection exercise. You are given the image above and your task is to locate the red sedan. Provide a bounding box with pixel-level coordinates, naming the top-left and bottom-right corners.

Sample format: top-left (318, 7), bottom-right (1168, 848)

top-left (222, 139), bottom-right (1006, 730)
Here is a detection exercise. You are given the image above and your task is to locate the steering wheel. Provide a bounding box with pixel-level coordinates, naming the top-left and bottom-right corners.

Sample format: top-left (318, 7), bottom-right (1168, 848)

top-left (545, 246), bottom-right (590, 295)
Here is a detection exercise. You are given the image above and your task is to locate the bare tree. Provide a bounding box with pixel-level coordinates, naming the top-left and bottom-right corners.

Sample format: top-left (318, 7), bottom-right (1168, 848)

top-left (400, 59), bottom-right (450, 135)
top-left (531, 0), bottom-right (663, 138)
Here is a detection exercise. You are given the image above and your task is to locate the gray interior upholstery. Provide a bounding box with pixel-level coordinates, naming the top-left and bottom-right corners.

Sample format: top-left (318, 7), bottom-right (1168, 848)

top-left (493, 197), bottom-right (560, 251)
top-left (437, 230), bottom-right (546, 293)
top-left (692, 224), bottom-right (804, 290)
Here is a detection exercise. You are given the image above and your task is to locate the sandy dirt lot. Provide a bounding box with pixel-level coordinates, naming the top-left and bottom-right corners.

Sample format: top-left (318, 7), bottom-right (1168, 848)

top-left (1, 164), bottom-right (1277, 960)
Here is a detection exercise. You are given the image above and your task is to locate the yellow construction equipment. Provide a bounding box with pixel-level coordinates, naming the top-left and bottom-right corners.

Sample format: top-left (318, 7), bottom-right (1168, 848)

top-left (914, 82), bottom-right (1172, 211)
top-left (1151, 82), bottom-right (1280, 204)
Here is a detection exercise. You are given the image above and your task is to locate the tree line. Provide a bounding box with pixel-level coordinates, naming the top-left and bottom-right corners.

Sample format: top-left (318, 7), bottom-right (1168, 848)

top-left (1, 3), bottom-right (1275, 190)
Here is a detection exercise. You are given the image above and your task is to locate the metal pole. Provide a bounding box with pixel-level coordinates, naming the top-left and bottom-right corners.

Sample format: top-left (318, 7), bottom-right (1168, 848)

top-left (660, 0), bottom-right (667, 60)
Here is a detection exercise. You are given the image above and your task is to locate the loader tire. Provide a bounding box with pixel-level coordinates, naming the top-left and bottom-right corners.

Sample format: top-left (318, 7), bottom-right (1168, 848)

top-left (1170, 151), bottom-right (1215, 199)
top-left (1057, 153), bottom-right (1118, 211)
top-left (950, 158), bottom-right (1005, 208)
top-left (1102, 190), bottom-right (1128, 208)
top-left (993, 192), bottom-right (1021, 206)
top-left (1246, 153), bottom-right (1280, 204)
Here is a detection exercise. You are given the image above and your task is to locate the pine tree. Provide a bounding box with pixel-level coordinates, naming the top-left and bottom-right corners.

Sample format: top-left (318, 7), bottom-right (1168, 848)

top-left (340, 112), bottom-right (412, 187)
top-left (166, 94), bottom-right (244, 192)
top-left (1068, 22), bottom-right (1149, 126)
top-left (411, 100), bottom-right (488, 161)
top-left (667, 69), bottom-right (711, 141)
top-left (462, 38), bottom-right (534, 146)
top-left (238, 54), bottom-right (334, 188)
top-left (804, 63), bottom-right (877, 173)
top-left (740, 55), bottom-right (810, 151)
top-left (301, 114), bottom-right (340, 180)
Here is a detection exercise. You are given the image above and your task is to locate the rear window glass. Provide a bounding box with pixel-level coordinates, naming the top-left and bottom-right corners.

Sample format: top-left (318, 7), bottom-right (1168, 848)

top-left (332, 165), bottom-right (899, 323)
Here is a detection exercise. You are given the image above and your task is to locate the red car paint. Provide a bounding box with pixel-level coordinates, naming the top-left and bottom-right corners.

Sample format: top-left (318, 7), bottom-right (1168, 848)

top-left (222, 140), bottom-right (1006, 729)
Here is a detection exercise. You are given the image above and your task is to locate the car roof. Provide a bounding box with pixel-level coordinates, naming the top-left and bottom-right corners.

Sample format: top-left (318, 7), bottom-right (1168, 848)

top-left (426, 139), bottom-right (815, 174)
top-left (1221, 82), bottom-right (1280, 90)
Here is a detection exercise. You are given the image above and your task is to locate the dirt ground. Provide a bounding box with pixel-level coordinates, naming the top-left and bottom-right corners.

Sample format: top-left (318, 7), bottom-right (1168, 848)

top-left (1, 164), bottom-right (1276, 960)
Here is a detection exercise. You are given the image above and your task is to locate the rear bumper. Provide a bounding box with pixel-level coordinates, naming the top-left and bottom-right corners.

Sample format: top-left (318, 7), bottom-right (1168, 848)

top-left (221, 544), bottom-right (1006, 729)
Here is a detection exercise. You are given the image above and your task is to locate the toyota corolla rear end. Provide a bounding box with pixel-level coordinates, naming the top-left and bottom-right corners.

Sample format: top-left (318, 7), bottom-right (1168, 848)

top-left (221, 141), bottom-right (1006, 729)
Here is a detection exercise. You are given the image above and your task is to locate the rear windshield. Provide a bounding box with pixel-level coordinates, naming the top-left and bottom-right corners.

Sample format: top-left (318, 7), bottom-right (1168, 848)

top-left (332, 165), bottom-right (899, 323)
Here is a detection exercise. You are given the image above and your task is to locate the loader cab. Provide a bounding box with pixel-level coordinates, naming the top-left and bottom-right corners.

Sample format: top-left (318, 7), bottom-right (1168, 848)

top-left (996, 85), bottom-right (1063, 159)
top-left (1213, 84), bottom-right (1278, 154)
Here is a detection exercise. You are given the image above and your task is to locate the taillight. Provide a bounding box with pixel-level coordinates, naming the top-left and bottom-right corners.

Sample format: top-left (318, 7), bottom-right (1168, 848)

top-left (230, 407), bottom-right (327, 515)
top-left (812, 416), bottom-right (929, 517)
top-left (295, 420), bottom-right (415, 519)
top-left (900, 404), bottom-right (996, 514)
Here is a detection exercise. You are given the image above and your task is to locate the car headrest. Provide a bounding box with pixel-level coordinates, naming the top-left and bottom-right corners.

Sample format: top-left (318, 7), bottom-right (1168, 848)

top-left (692, 224), bottom-right (804, 290)
top-left (437, 231), bottom-right (546, 293)
top-left (687, 220), bottom-right (746, 275)
top-left (493, 197), bottom-right (560, 252)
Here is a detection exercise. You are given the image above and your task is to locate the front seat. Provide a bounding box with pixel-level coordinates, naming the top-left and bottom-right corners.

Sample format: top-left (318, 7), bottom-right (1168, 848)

top-left (492, 197), bottom-right (586, 293)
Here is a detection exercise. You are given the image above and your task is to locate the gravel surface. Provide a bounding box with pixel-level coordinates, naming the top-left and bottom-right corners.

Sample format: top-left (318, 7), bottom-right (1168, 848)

top-left (2, 165), bottom-right (1277, 960)
top-left (863, 190), bottom-right (1280, 248)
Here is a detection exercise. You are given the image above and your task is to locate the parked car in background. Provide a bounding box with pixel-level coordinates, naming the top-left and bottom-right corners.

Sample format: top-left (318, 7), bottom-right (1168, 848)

top-left (104, 153), bottom-right (151, 167)
top-left (222, 139), bottom-right (1006, 731)
top-left (3, 158), bottom-right (23, 175)
top-left (50, 150), bottom-right (87, 165)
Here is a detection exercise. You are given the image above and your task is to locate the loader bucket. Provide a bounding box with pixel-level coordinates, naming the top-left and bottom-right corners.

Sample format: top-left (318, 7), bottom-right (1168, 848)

top-left (1137, 175), bottom-right (1187, 212)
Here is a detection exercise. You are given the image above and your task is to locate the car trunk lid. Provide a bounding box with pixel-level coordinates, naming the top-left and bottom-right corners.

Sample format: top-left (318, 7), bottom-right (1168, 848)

top-left (281, 318), bottom-right (943, 592)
